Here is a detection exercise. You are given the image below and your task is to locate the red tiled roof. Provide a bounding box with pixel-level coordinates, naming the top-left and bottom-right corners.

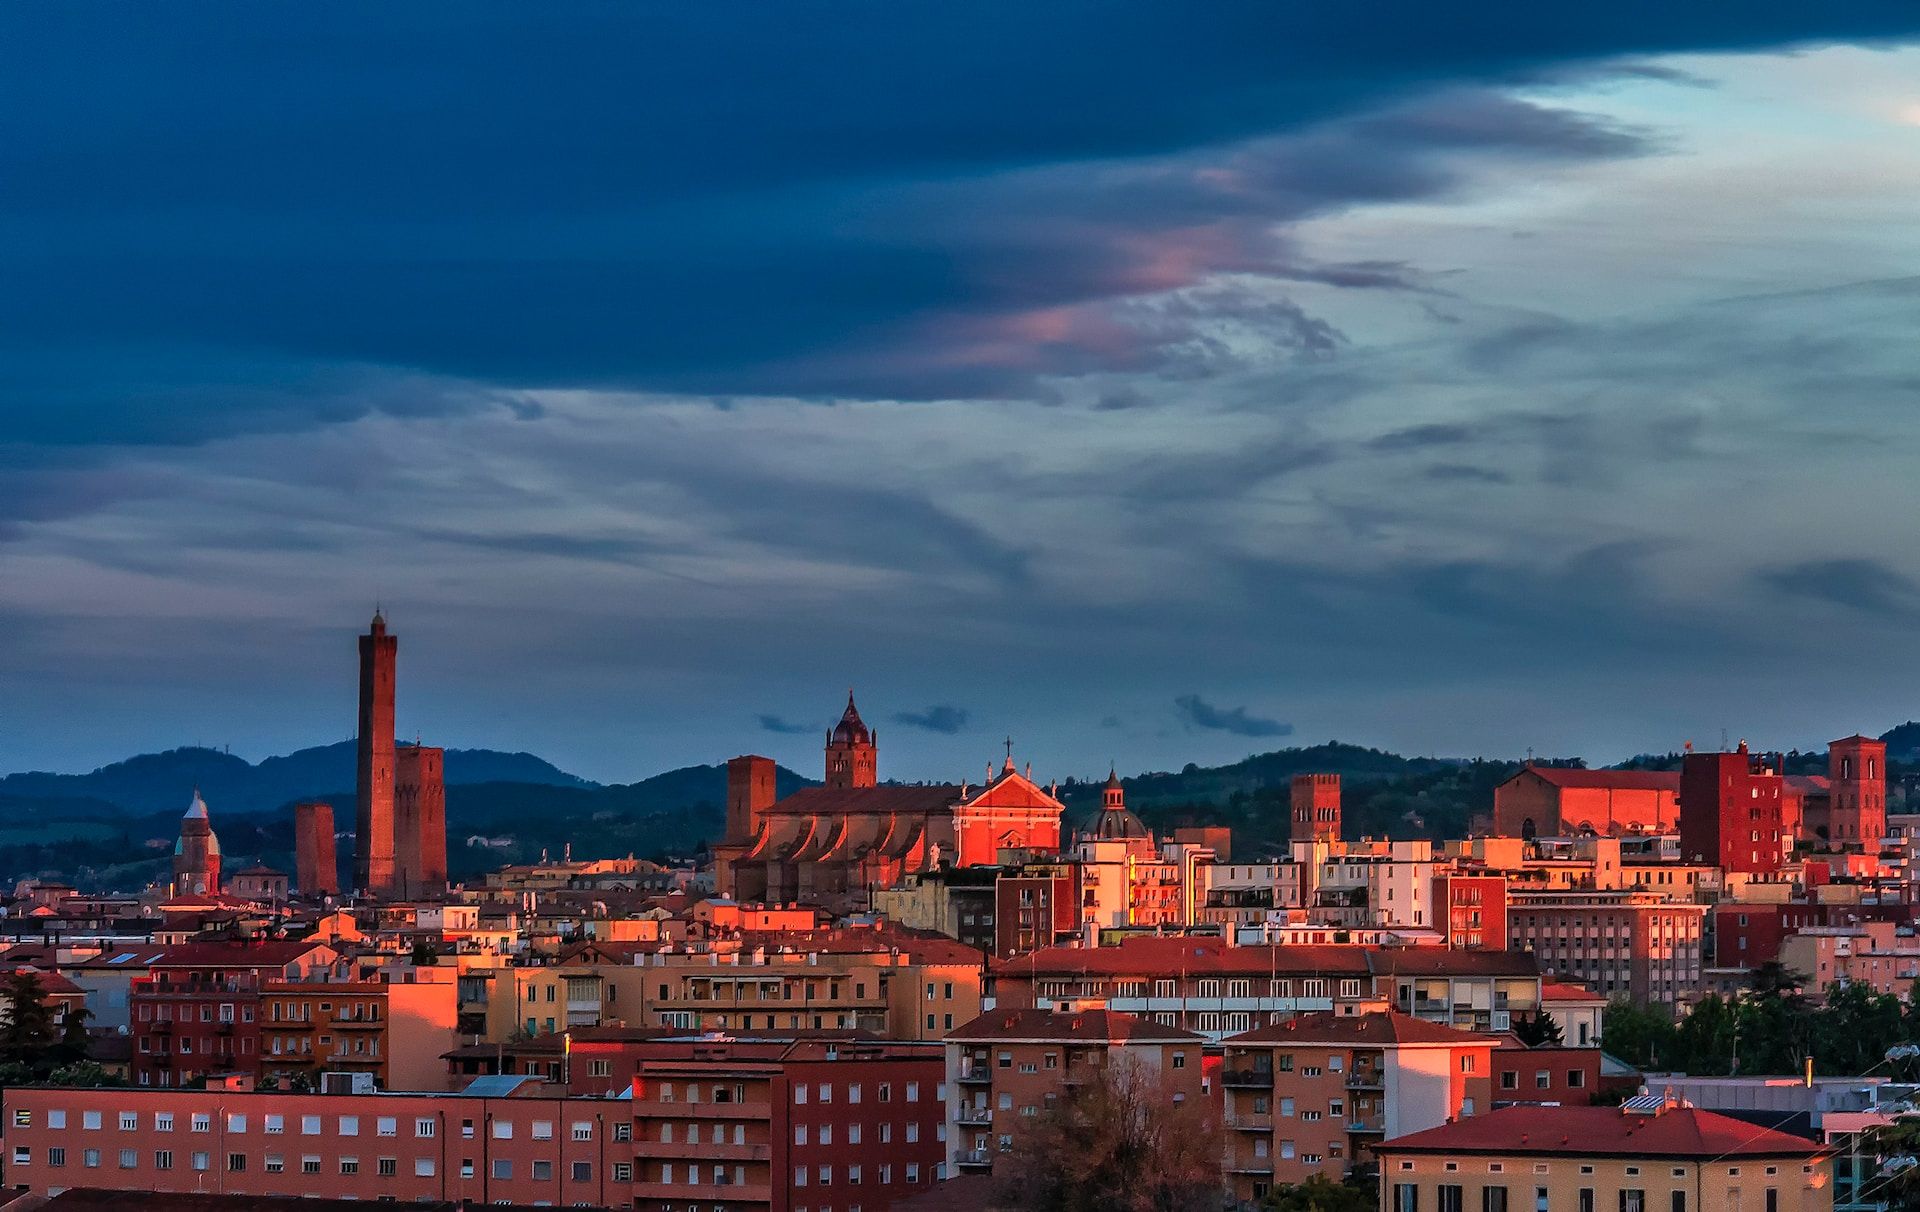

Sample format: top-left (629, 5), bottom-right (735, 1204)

top-left (1542, 980), bottom-right (1607, 1003)
top-left (995, 938), bottom-right (1374, 978)
top-left (1511, 768), bottom-right (1681, 792)
top-left (768, 785), bottom-right (963, 816)
top-left (151, 940), bottom-right (333, 968)
top-left (0, 967), bottom-right (84, 995)
top-left (1366, 949), bottom-right (1540, 977)
top-left (1381, 1103), bottom-right (1829, 1159)
top-left (1227, 1010), bottom-right (1493, 1047)
top-left (948, 1007), bottom-right (1203, 1044)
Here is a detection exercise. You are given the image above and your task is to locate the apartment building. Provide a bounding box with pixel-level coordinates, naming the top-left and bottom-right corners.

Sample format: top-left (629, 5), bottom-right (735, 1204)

top-left (1220, 1011), bottom-right (1496, 1203)
top-left (1506, 891), bottom-right (1707, 1008)
top-left (258, 971), bottom-right (459, 1092)
top-left (1779, 923), bottom-right (1920, 997)
top-left (1377, 1097), bottom-right (1834, 1212)
top-left (943, 1008), bottom-right (1206, 1177)
top-left (630, 1038), bottom-right (947, 1212)
top-left (994, 939), bottom-right (1542, 1041)
top-left (1, 1083), bottom-right (628, 1206)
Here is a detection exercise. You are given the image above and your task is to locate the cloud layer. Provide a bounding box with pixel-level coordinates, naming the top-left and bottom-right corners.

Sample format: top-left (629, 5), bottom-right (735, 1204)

top-left (3, 10), bottom-right (1920, 782)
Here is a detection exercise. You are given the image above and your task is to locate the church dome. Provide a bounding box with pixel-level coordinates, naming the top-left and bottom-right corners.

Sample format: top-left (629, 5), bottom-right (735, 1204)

top-left (1087, 805), bottom-right (1151, 841)
top-left (830, 692), bottom-right (872, 746)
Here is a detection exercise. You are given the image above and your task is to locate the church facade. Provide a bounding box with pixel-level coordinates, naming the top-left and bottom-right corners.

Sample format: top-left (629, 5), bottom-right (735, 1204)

top-left (714, 695), bottom-right (1063, 911)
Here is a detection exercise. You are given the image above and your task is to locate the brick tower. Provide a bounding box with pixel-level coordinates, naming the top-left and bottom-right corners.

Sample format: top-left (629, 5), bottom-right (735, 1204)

top-left (1828, 734), bottom-right (1888, 850)
top-left (293, 800), bottom-right (339, 897)
top-left (825, 692), bottom-right (877, 789)
top-left (355, 610), bottom-right (398, 896)
top-left (395, 744), bottom-right (447, 898)
top-left (1290, 773), bottom-right (1341, 842)
top-left (172, 790), bottom-right (222, 897)
top-left (1680, 742), bottom-right (1784, 873)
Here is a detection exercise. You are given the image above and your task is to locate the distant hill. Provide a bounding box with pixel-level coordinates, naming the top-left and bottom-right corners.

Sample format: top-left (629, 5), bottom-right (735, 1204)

top-left (0, 741), bottom-right (594, 818)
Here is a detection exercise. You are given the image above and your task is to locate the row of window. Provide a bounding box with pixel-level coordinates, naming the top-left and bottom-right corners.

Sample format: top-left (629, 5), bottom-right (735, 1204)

top-left (18, 1109), bottom-right (603, 1142)
top-left (1394, 1183), bottom-right (1789, 1212)
top-left (11, 1145), bottom-right (598, 1183)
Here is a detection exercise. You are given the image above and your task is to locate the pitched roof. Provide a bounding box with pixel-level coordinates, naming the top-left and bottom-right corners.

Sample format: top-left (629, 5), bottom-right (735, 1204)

top-left (1380, 1103), bottom-right (1831, 1159)
top-left (1226, 1010), bottom-right (1494, 1048)
top-left (767, 785), bottom-right (962, 817)
top-left (151, 940), bottom-right (333, 968)
top-left (948, 1007), bottom-right (1203, 1044)
top-left (1541, 980), bottom-right (1608, 1004)
top-left (995, 938), bottom-right (1374, 978)
top-left (1510, 768), bottom-right (1681, 793)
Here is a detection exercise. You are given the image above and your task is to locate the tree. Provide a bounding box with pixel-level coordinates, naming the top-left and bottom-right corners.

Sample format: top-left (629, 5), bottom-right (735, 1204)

top-left (1263, 1176), bottom-right (1376, 1212)
top-left (409, 941), bottom-right (441, 967)
top-left (0, 971), bottom-right (57, 1070)
top-left (995, 1062), bottom-right (1226, 1212)
top-left (1511, 1011), bottom-right (1564, 1048)
top-left (1602, 997), bottom-right (1678, 1070)
top-left (52, 1004), bottom-right (93, 1068)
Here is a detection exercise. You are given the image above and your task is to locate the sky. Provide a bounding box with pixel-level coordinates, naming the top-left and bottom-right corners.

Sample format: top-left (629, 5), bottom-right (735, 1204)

top-left (4, 5), bottom-right (1920, 786)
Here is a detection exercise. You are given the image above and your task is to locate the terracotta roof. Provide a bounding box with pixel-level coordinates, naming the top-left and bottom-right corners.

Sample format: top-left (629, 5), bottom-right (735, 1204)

top-left (766, 784), bottom-right (962, 816)
top-left (0, 967), bottom-right (84, 995)
top-left (1511, 767), bottom-right (1681, 792)
top-left (151, 940), bottom-right (333, 968)
top-left (995, 938), bottom-right (1373, 978)
top-left (1380, 1103), bottom-right (1831, 1159)
top-left (948, 1007), bottom-right (1203, 1044)
top-left (1542, 980), bottom-right (1607, 1003)
top-left (1366, 949), bottom-right (1540, 977)
top-left (1227, 1010), bottom-right (1494, 1047)
top-left (831, 692), bottom-right (873, 745)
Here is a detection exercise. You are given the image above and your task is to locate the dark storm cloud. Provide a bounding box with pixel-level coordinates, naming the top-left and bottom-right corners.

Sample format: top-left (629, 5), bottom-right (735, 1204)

top-left (757, 715), bottom-right (816, 736)
top-left (892, 706), bottom-right (972, 735)
top-left (1757, 559), bottom-right (1920, 619)
top-left (4, 3), bottom-right (1917, 445)
top-left (1173, 695), bottom-right (1294, 739)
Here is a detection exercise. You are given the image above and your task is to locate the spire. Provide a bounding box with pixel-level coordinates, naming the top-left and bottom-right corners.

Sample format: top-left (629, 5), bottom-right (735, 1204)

top-left (369, 605), bottom-right (387, 636)
top-left (184, 789), bottom-right (209, 820)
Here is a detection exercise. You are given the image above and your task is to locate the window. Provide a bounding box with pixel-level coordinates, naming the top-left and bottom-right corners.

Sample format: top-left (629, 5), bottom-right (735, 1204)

top-left (416, 1117), bottom-right (436, 1138)
top-left (265, 1154), bottom-right (284, 1173)
top-left (155, 1112), bottom-right (174, 1132)
top-left (1439, 1185), bottom-right (1464, 1212)
top-left (797, 1166), bottom-right (811, 1187)
top-left (908, 1081), bottom-right (920, 1102)
top-left (493, 1119), bottom-right (514, 1140)
top-left (1671, 1194), bottom-right (1685, 1212)
top-left (191, 1113), bottom-right (211, 1133)
top-left (48, 1147), bottom-right (65, 1168)
top-left (228, 1153), bottom-right (246, 1172)
top-left (492, 1159), bottom-right (512, 1180)
top-left (416, 1158), bottom-right (437, 1177)
top-left (377, 1116), bottom-right (397, 1137)
top-left (532, 1160), bottom-right (552, 1181)
top-left (1396, 1185), bottom-right (1420, 1212)
top-left (48, 1110), bottom-right (65, 1130)
top-left (613, 1162), bottom-right (633, 1183)
top-left (265, 1114), bottom-right (284, 1134)
top-left (1620, 1191), bottom-right (1646, 1212)
top-left (191, 1151), bottom-right (210, 1172)
top-left (573, 1121), bottom-right (593, 1142)
top-left (338, 1115), bottom-right (359, 1137)
top-left (83, 1111), bottom-right (102, 1131)
top-left (1486, 1187), bottom-right (1509, 1212)
top-left (301, 1115), bottom-right (321, 1136)
top-left (119, 1113), bottom-right (138, 1131)
top-left (613, 1122), bottom-right (631, 1142)
top-left (572, 1161), bottom-right (593, 1182)
top-left (118, 1148), bottom-right (138, 1169)
top-left (340, 1157), bottom-right (360, 1175)
top-left (1537, 1188), bottom-right (1550, 1212)
top-left (1502, 1072), bottom-right (1519, 1090)
top-left (377, 1157), bottom-right (397, 1177)
top-left (302, 1156), bottom-right (322, 1175)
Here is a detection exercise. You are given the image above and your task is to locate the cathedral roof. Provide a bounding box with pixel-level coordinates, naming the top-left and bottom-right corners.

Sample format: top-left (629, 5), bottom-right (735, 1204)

top-left (830, 692), bottom-right (872, 746)
top-left (1084, 804), bottom-right (1151, 841)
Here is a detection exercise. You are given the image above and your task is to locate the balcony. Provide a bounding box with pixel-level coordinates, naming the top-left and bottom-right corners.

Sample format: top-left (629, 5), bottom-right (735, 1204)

top-left (1348, 1117), bottom-right (1385, 1134)
top-left (331, 1017), bottom-right (381, 1030)
top-left (957, 1065), bottom-right (993, 1085)
top-left (955, 1149), bottom-right (994, 1170)
top-left (1229, 1161), bottom-right (1276, 1176)
top-left (632, 1180), bottom-right (772, 1203)
top-left (1227, 1114), bottom-right (1273, 1132)
top-left (1345, 1069), bottom-right (1383, 1090)
top-left (1222, 1068), bottom-right (1273, 1089)
top-left (632, 1099), bottom-right (767, 1120)
top-left (955, 1105), bottom-right (993, 1127)
top-left (633, 1140), bottom-right (771, 1162)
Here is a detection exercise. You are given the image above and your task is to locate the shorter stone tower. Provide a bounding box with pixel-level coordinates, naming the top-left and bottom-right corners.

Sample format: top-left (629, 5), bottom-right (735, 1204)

top-left (172, 790), bottom-right (222, 897)
top-left (293, 800), bottom-right (339, 897)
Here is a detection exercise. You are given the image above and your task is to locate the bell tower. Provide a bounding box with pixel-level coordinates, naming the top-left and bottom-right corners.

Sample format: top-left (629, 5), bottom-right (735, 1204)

top-left (825, 692), bottom-right (877, 789)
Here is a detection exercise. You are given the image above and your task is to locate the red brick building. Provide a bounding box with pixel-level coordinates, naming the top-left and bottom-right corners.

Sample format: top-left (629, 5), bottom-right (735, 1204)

top-left (355, 611), bottom-right (398, 897)
top-left (1491, 1043), bottom-right (1602, 1107)
top-left (130, 942), bottom-right (341, 1088)
top-left (1431, 874), bottom-right (1507, 950)
top-left (1827, 735), bottom-right (1888, 850)
top-left (714, 696), bottom-right (1062, 911)
top-left (1681, 744), bottom-right (1786, 873)
top-left (944, 1008), bottom-right (1206, 1178)
top-left (1492, 767), bottom-right (1681, 839)
top-left (630, 1037), bottom-right (947, 1212)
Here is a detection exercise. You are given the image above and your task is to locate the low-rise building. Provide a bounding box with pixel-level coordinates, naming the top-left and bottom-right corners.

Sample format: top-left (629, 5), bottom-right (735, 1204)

top-left (1376, 1096), bottom-right (1834, 1212)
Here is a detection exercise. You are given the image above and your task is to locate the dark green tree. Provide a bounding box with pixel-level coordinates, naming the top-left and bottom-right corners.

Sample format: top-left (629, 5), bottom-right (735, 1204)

top-left (1511, 1011), bottom-right (1565, 1048)
top-left (1674, 994), bottom-right (1738, 1075)
top-left (409, 941), bottom-right (441, 967)
top-left (52, 1004), bottom-right (93, 1067)
top-left (1602, 997), bottom-right (1678, 1070)
top-left (1263, 1176), bottom-right (1376, 1212)
top-left (0, 972), bottom-right (57, 1071)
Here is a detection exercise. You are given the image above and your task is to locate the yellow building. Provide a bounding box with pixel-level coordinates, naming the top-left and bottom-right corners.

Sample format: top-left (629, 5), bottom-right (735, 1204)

top-left (1376, 1097), bottom-right (1832, 1212)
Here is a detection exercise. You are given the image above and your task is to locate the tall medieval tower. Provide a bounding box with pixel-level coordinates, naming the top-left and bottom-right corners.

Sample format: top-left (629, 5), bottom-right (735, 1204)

top-left (355, 611), bottom-right (398, 895)
top-left (824, 692), bottom-right (877, 789)
top-left (1828, 734), bottom-right (1887, 849)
